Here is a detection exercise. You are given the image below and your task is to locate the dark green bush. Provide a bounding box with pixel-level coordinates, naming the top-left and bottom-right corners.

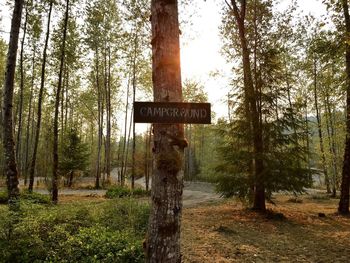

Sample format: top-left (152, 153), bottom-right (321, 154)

top-left (0, 190), bottom-right (50, 205)
top-left (20, 191), bottom-right (51, 204)
top-left (105, 185), bottom-right (150, 199)
top-left (0, 191), bottom-right (7, 204)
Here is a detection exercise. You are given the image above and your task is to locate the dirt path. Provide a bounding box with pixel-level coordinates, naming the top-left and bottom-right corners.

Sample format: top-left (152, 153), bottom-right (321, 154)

top-left (33, 178), bottom-right (221, 207)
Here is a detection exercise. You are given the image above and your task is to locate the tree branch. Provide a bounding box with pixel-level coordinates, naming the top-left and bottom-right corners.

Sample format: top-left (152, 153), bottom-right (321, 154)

top-left (230, 0), bottom-right (241, 22)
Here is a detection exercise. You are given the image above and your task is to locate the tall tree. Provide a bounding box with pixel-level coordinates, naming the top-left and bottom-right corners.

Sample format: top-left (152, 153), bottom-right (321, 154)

top-left (226, 0), bottom-right (265, 211)
top-left (3, 0), bottom-right (24, 208)
top-left (16, 4), bottom-right (28, 176)
top-left (339, 0), bottom-right (350, 214)
top-left (52, 0), bottom-right (70, 203)
top-left (144, 0), bottom-right (185, 262)
top-left (28, 0), bottom-right (53, 192)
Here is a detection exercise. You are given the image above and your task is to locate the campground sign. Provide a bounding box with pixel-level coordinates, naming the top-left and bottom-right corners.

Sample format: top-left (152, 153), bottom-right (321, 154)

top-left (134, 101), bottom-right (211, 124)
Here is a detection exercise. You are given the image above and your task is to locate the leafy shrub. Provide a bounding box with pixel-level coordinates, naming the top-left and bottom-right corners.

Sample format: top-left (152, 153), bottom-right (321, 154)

top-left (105, 185), bottom-right (150, 199)
top-left (0, 191), bottom-right (7, 204)
top-left (0, 191), bottom-right (50, 205)
top-left (0, 199), bottom-right (149, 262)
top-left (46, 227), bottom-right (144, 263)
top-left (20, 191), bottom-right (51, 204)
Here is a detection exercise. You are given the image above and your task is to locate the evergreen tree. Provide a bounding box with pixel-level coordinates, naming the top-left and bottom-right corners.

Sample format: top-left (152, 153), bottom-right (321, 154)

top-left (60, 129), bottom-right (89, 187)
top-left (216, 0), bottom-right (311, 206)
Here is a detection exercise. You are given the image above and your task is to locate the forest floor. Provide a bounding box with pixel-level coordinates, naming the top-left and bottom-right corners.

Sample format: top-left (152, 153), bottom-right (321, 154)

top-left (181, 193), bottom-right (350, 263)
top-left (2, 178), bottom-right (350, 262)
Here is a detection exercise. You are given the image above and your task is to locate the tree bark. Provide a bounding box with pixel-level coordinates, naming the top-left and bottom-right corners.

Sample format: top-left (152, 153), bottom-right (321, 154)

top-left (145, 0), bottom-right (185, 262)
top-left (52, 0), bottom-right (69, 203)
top-left (28, 0), bottom-right (53, 193)
top-left (3, 0), bottom-right (24, 208)
top-left (339, 0), bottom-right (350, 214)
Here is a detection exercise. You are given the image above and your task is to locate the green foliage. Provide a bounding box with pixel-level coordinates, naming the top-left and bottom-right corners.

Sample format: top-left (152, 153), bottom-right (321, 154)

top-left (60, 129), bottom-right (90, 183)
top-left (20, 191), bottom-right (51, 204)
top-left (0, 191), bottom-right (7, 204)
top-left (0, 191), bottom-right (50, 204)
top-left (214, 115), bottom-right (312, 202)
top-left (105, 185), bottom-right (150, 199)
top-left (0, 199), bottom-right (149, 262)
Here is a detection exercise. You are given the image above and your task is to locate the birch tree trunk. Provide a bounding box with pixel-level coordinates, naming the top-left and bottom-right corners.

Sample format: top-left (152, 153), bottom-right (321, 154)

top-left (145, 1), bottom-right (185, 262)
top-left (3, 0), bottom-right (24, 208)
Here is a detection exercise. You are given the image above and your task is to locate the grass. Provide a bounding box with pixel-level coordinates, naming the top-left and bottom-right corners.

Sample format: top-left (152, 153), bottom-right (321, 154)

top-left (181, 194), bottom-right (350, 262)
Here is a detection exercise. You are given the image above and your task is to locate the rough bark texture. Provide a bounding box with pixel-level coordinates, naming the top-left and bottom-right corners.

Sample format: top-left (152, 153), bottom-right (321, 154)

top-left (339, 0), bottom-right (350, 214)
top-left (52, 0), bottom-right (69, 203)
top-left (29, 1), bottom-right (53, 193)
top-left (230, 0), bottom-right (265, 211)
top-left (145, 0), bottom-right (185, 262)
top-left (3, 0), bottom-right (23, 208)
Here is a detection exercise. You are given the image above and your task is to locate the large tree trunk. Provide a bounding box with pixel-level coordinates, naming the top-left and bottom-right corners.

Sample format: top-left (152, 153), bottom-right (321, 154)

top-left (145, 1), bottom-right (185, 262)
top-left (28, 0), bottom-right (53, 193)
top-left (3, 0), bottom-right (24, 208)
top-left (229, 0), bottom-right (265, 211)
top-left (339, 0), bottom-right (350, 214)
top-left (52, 0), bottom-right (69, 203)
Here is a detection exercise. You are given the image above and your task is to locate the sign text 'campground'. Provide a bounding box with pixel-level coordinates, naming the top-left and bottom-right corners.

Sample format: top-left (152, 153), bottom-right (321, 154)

top-left (134, 101), bottom-right (211, 124)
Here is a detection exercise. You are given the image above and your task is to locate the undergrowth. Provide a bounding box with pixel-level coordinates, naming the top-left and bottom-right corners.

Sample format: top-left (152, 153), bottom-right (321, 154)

top-left (0, 199), bottom-right (149, 262)
top-left (105, 185), bottom-right (150, 199)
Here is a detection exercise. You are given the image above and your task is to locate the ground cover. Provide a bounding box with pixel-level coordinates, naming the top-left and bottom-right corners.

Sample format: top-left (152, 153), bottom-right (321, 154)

top-left (182, 194), bottom-right (350, 263)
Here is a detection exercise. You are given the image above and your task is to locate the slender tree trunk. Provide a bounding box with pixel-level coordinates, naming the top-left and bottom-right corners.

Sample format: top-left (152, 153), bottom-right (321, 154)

top-left (24, 45), bottom-right (36, 182)
top-left (123, 107), bottom-right (133, 185)
top-left (326, 92), bottom-right (338, 197)
top-left (145, 126), bottom-right (151, 191)
top-left (28, 0), bottom-right (53, 193)
top-left (95, 49), bottom-right (101, 189)
top-left (312, 56), bottom-right (330, 193)
top-left (121, 78), bottom-right (131, 185)
top-left (145, 1), bottom-right (185, 262)
top-left (3, 0), bottom-right (24, 208)
top-left (52, 0), bottom-right (69, 203)
top-left (131, 32), bottom-right (138, 190)
top-left (16, 6), bottom-right (28, 178)
top-left (229, 0), bottom-right (265, 211)
top-left (106, 47), bottom-right (112, 183)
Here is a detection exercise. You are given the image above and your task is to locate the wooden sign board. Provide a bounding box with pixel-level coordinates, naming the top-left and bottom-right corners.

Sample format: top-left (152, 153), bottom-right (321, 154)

top-left (134, 101), bottom-right (211, 124)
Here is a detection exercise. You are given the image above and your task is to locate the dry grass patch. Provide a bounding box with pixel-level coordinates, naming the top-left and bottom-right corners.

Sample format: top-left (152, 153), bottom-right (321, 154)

top-left (182, 194), bottom-right (350, 263)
